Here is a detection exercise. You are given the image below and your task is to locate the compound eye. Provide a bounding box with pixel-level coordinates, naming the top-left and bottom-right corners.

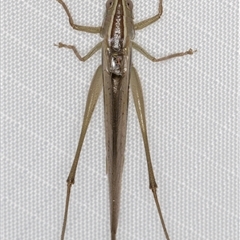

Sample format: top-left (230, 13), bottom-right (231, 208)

top-left (126, 0), bottom-right (133, 10)
top-left (106, 0), bottom-right (113, 9)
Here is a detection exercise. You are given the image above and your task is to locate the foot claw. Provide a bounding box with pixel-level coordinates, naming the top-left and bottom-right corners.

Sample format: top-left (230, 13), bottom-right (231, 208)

top-left (187, 48), bottom-right (197, 55)
top-left (54, 42), bottom-right (63, 48)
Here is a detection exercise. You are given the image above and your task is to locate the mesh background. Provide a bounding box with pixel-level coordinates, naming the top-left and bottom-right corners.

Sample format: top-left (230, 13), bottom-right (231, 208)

top-left (0, 0), bottom-right (239, 239)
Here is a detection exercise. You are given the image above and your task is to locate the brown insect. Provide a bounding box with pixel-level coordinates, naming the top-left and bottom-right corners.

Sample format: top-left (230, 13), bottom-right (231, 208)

top-left (54, 0), bottom-right (196, 239)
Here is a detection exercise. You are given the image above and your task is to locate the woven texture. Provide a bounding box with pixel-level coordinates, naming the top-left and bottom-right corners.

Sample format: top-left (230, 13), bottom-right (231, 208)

top-left (0, 1), bottom-right (238, 239)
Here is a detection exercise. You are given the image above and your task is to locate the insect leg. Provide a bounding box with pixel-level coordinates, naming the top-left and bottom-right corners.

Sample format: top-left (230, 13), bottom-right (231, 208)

top-left (56, 0), bottom-right (101, 33)
top-left (134, 0), bottom-right (163, 30)
top-left (61, 65), bottom-right (103, 240)
top-left (55, 41), bottom-right (102, 62)
top-left (130, 66), bottom-right (170, 240)
top-left (133, 41), bottom-right (196, 62)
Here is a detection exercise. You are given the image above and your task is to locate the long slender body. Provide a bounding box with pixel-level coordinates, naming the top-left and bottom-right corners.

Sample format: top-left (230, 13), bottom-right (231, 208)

top-left (54, 0), bottom-right (195, 239)
top-left (101, 2), bottom-right (134, 236)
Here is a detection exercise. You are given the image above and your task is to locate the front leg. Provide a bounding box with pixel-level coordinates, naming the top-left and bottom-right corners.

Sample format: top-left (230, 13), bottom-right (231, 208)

top-left (54, 41), bottom-right (102, 62)
top-left (134, 0), bottom-right (163, 30)
top-left (56, 0), bottom-right (101, 34)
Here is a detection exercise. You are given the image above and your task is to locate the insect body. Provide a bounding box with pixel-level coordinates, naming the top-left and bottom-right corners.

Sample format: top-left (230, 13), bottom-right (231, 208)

top-left (55, 1), bottom-right (195, 239)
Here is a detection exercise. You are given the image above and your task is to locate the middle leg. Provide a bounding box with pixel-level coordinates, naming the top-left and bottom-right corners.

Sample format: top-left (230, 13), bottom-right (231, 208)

top-left (55, 41), bottom-right (102, 62)
top-left (133, 41), bottom-right (196, 62)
